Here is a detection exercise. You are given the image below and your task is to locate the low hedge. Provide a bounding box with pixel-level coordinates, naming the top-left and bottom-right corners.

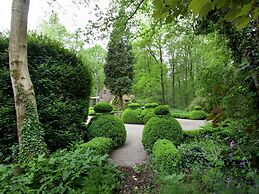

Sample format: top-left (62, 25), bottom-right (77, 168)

top-left (152, 139), bottom-right (179, 174)
top-left (142, 114), bottom-right (183, 151)
top-left (86, 114), bottom-right (126, 147)
top-left (144, 103), bottom-right (159, 109)
top-left (77, 137), bottom-right (114, 155)
top-left (0, 146), bottom-right (123, 193)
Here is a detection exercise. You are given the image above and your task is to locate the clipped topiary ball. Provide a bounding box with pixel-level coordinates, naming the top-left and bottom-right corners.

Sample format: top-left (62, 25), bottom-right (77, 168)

top-left (152, 139), bottom-right (180, 174)
top-left (142, 115), bottom-right (183, 151)
top-left (121, 103), bottom-right (142, 124)
top-left (154, 105), bottom-right (170, 116)
top-left (144, 103), bottom-right (159, 109)
top-left (140, 103), bottom-right (159, 124)
top-left (194, 106), bottom-right (202, 111)
top-left (94, 102), bottom-right (113, 113)
top-left (87, 114), bottom-right (126, 147)
top-left (128, 103), bottom-right (141, 109)
top-left (190, 110), bottom-right (207, 120)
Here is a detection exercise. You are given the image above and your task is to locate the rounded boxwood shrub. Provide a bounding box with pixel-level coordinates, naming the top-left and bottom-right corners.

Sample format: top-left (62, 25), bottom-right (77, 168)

top-left (144, 103), bottom-right (159, 109)
top-left (194, 106), bottom-right (202, 110)
top-left (94, 102), bottom-right (113, 113)
top-left (190, 109), bottom-right (207, 120)
top-left (86, 114), bottom-right (126, 147)
top-left (128, 103), bottom-right (141, 109)
top-left (140, 103), bottom-right (159, 124)
top-left (121, 103), bottom-right (142, 124)
top-left (78, 137), bottom-right (114, 155)
top-left (142, 115), bottom-right (183, 151)
top-left (154, 105), bottom-right (170, 116)
top-left (0, 34), bottom-right (92, 162)
top-left (152, 139), bottom-right (180, 174)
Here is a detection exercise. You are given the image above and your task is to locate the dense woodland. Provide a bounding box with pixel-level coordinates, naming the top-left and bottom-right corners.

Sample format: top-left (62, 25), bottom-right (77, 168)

top-left (0, 0), bottom-right (258, 193)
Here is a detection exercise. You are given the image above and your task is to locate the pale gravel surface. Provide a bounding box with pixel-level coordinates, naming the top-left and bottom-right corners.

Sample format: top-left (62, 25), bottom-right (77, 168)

top-left (110, 119), bottom-right (208, 167)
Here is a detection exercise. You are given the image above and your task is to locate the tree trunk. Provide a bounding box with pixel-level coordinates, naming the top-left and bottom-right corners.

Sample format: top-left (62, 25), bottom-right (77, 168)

top-left (159, 42), bottom-right (166, 104)
top-left (118, 93), bottom-right (124, 110)
top-left (9, 0), bottom-right (47, 160)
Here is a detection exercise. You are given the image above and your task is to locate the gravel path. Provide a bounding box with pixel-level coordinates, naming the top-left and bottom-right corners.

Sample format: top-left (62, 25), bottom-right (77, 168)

top-left (110, 119), bottom-right (208, 167)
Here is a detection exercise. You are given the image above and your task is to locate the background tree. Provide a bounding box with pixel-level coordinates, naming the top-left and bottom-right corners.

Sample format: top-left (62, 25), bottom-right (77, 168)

top-left (104, 25), bottom-right (134, 109)
top-left (80, 45), bottom-right (106, 96)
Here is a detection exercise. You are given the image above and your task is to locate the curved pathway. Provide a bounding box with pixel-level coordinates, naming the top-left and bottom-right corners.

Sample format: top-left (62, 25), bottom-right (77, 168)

top-left (110, 119), bottom-right (208, 167)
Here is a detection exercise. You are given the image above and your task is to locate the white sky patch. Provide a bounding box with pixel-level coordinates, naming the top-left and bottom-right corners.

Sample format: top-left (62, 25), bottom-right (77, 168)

top-left (0, 0), bottom-right (110, 33)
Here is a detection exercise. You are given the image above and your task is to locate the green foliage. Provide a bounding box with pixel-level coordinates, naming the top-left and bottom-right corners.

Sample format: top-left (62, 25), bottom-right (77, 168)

top-left (88, 107), bottom-right (95, 116)
top-left (0, 34), bottom-right (92, 162)
top-left (104, 22), bottom-right (134, 102)
top-left (142, 116), bottom-right (183, 151)
top-left (128, 103), bottom-right (141, 109)
top-left (0, 147), bottom-right (123, 193)
top-left (86, 114), bottom-right (126, 147)
top-left (140, 107), bottom-right (156, 124)
top-left (194, 106), bottom-right (202, 110)
top-left (144, 103), bottom-right (159, 108)
top-left (94, 102), bottom-right (113, 113)
top-left (152, 139), bottom-right (179, 174)
top-left (190, 110), bottom-right (207, 120)
top-left (77, 137), bottom-right (114, 155)
top-left (154, 105), bottom-right (170, 116)
top-left (80, 45), bottom-right (106, 96)
top-left (152, 0), bottom-right (256, 30)
top-left (121, 108), bottom-right (142, 124)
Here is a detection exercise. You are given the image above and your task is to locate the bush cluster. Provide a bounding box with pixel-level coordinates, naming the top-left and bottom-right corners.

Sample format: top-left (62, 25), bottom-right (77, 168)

top-left (94, 102), bottom-right (113, 113)
top-left (0, 34), bottom-right (92, 162)
top-left (152, 139), bottom-right (179, 174)
top-left (121, 103), bottom-right (142, 124)
top-left (0, 146), bottom-right (123, 193)
top-left (77, 137), bottom-right (114, 155)
top-left (142, 115), bottom-right (183, 151)
top-left (86, 114), bottom-right (126, 147)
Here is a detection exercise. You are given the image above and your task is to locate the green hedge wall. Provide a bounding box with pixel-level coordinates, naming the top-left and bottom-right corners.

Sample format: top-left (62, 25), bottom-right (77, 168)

top-left (0, 34), bottom-right (92, 162)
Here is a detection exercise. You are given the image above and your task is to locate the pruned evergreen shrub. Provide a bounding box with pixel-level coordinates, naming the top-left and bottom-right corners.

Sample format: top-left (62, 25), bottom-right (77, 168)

top-left (128, 103), bottom-right (141, 109)
top-left (140, 103), bottom-right (159, 124)
top-left (77, 137), bottom-right (114, 155)
top-left (0, 34), bottom-right (92, 162)
top-left (152, 139), bottom-right (180, 174)
top-left (121, 103), bottom-right (142, 124)
top-left (190, 108), bottom-right (207, 120)
top-left (86, 114), bottom-right (126, 147)
top-left (194, 106), bottom-right (202, 110)
top-left (94, 102), bottom-right (113, 113)
top-left (144, 103), bottom-right (159, 109)
top-left (154, 105), bottom-right (170, 116)
top-left (142, 115), bottom-right (183, 151)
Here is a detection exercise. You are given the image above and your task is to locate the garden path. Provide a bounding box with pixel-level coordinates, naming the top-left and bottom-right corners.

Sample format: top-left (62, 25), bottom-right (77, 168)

top-left (110, 119), bottom-right (208, 167)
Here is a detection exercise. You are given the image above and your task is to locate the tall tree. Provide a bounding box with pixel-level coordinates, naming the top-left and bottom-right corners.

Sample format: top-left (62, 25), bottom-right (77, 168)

top-left (104, 28), bottom-right (134, 109)
top-left (9, 0), bottom-right (47, 161)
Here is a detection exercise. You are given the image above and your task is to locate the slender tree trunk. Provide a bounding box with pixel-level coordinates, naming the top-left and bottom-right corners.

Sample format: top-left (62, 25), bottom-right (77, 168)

top-left (9, 0), bottom-right (47, 160)
top-left (170, 55), bottom-right (175, 106)
top-left (159, 42), bottom-right (166, 104)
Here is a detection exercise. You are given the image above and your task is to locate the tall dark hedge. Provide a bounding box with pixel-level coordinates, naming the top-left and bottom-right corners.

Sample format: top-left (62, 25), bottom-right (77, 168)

top-left (0, 34), bottom-right (92, 163)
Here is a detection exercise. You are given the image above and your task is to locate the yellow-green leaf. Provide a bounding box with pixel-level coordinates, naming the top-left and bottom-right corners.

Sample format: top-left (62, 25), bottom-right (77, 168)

top-left (236, 3), bottom-right (253, 17)
top-left (212, 0), bottom-right (229, 9)
top-left (188, 0), bottom-right (212, 17)
top-left (235, 16), bottom-right (250, 30)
